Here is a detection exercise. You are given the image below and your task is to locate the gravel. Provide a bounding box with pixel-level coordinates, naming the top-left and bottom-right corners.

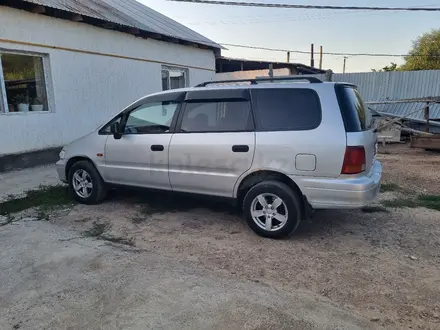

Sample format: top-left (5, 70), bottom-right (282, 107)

top-left (1, 142), bottom-right (439, 329)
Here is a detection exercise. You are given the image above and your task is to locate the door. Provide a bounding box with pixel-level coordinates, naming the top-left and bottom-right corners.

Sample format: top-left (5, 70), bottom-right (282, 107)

top-left (103, 100), bottom-right (180, 189)
top-left (169, 92), bottom-right (255, 197)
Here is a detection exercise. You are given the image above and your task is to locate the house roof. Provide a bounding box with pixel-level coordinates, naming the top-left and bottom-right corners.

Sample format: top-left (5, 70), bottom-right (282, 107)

top-left (5, 0), bottom-right (221, 50)
top-left (216, 56), bottom-right (327, 74)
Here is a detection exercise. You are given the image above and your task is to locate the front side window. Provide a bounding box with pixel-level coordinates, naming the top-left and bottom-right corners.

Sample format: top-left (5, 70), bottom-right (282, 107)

top-left (162, 66), bottom-right (188, 91)
top-left (124, 101), bottom-right (179, 134)
top-left (180, 100), bottom-right (252, 132)
top-left (0, 52), bottom-right (49, 113)
top-left (252, 88), bottom-right (322, 131)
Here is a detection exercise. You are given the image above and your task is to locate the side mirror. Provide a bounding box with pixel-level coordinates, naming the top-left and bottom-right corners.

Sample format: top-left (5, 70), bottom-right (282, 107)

top-left (110, 122), bottom-right (122, 139)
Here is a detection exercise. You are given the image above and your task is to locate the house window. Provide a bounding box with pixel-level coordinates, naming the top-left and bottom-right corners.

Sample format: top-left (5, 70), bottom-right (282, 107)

top-left (0, 52), bottom-right (49, 113)
top-left (161, 66), bottom-right (188, 91)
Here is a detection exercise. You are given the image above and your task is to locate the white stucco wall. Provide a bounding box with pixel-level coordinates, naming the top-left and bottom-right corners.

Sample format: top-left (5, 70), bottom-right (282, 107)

top-left (215, 68), bottom-right (290, 81)
top-left (0, 6), bottom-right (216, 156)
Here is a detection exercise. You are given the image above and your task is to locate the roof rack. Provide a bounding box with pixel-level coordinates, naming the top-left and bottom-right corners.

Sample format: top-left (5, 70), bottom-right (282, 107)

top-left (196, 76), bottom-right (322, 87)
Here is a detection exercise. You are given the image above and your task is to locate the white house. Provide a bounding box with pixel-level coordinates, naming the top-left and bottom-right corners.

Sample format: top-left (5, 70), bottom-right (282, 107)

top-left (0, 0), bottom-right (220, 171)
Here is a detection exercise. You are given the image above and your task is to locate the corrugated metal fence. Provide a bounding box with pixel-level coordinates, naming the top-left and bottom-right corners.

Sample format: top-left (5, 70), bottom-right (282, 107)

top-left (310, 71), bottom-right (440, 128)
top-left (328, 70), bottom-right (440, 102)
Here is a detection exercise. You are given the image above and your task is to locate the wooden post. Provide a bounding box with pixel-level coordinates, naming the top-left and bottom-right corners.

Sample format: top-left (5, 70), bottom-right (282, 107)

top-left (287, 51), bottom-right (290, 63)
top-left (425, 102), bottom-right (430, 132)
top-left (324, 69), bottom-right (333, 82)
top-left (310, 44), bottom-right (315, 67)
top-left (343, 57), bottom-right (347, 73)
top-left (319, 46), bottom-right (323, 69)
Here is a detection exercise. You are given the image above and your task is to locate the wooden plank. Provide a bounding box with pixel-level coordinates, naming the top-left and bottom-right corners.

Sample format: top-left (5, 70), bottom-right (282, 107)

top-left (411, 135), bottom-right (440, 150)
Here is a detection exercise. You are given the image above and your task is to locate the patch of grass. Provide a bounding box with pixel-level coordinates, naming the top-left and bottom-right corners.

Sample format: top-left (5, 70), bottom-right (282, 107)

top-left (417, 194), bottom-right (440, 211)
top-left (382, 199), bottom-right (418, 209)
top-left (361, 206), bottom-right (389, 213)
top-left (82, 221), bottom-right (111, 237)
top-left (0, 185), bottom-right (72, 216)
top-left (380, 183), bottom-right (401, 193)
top-left (382, 194), bottom-right (440, 211)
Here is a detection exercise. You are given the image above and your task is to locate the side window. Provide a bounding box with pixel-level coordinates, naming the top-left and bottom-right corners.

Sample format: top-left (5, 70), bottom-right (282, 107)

top-left (252, 89), bottom-right (322, 131)
top-left (124, 101), bottom-right (179, 134)
top-left (180, 100), bottom-right (252, 132)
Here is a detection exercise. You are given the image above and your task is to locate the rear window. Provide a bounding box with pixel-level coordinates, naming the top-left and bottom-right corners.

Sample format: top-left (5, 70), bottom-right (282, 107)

top-left (335, 85), bottom-right (372, 132)
top-left (251, 88), bottom-right (322, 131)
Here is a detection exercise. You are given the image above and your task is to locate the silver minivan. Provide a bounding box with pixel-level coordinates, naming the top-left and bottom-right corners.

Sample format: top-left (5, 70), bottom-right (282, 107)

top-left (56, 77), bottom-right (382, 238)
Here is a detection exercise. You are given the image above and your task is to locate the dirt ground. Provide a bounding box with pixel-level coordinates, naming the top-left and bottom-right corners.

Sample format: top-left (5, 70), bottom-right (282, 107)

top-left (1, 221), bottom-right (375, 330)
top-left (1, 143), bottom-right (440, 329)
top-left (378, 143), bottom-right (440, 195)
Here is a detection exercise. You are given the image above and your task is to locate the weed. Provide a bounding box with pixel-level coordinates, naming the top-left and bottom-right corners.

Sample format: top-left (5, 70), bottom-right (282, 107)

top-left (361, 206), bottom-right (389, 213)
top-left (380, 183), bottom-right (401, 193)
top-left (0, 185), bottom-right (73, 216)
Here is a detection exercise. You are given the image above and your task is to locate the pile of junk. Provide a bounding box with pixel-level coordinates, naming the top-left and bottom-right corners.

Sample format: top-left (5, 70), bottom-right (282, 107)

top-left (368, 97), bottom-right (440, 151)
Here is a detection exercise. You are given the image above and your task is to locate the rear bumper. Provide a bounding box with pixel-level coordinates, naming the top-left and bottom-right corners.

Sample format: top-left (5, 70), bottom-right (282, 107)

top-left (294, 161), bottom-right (382, 209)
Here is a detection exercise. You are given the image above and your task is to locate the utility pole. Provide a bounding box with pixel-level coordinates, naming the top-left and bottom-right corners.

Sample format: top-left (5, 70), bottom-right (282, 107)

top-left (287, 51), bottom-right (290, 63)
top-left (343, 56), bottom-right (348, 73)
top-left (310, 43), bottom-right (315, 67)
top-left (268, 63), bottom-right (274, 78)
top-left (319, 46), bottom-right (323, 69)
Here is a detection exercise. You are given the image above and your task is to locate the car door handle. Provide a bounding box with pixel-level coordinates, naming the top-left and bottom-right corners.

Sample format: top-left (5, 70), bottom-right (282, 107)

top-left (151, 145), bottom-right (164, 151)
top-left (232, 145), bottom-right (249, 153)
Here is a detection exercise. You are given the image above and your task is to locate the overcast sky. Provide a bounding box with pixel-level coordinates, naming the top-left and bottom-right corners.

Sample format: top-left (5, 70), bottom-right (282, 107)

top-left (139, 0), bottom-right (440, 73)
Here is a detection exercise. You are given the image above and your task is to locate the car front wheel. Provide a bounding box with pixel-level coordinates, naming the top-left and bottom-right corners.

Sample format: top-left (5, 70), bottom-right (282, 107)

top-left (68, 160), bottom-right (107, 204)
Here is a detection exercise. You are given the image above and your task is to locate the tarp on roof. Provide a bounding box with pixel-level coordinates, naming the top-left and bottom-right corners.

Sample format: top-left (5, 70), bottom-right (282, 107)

top-left (19, 0), bottom-right (220, 49)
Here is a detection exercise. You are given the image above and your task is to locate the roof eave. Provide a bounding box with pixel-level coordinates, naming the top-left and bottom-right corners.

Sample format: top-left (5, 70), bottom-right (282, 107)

top-left (2, 1), bottom-right (221, 51)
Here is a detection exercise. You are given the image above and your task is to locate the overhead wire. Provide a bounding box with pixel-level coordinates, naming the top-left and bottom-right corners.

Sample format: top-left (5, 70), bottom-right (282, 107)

top-left (219, 43), bottom-right (440, 58)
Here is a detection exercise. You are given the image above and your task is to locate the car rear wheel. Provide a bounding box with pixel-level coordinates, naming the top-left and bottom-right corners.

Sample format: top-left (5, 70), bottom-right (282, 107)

top-left (243, 181), bottom-right (301, 238)
top-left (68, 160), bottom-right (107, 204)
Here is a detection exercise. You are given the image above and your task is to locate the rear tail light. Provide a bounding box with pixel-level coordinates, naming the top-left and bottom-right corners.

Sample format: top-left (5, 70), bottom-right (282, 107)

top-left (341, 146), bottom-right (366, 174)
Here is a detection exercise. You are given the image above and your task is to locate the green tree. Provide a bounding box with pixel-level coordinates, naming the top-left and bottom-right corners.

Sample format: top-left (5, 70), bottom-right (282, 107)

top-left (372, 62), bottom-right (398, 72)
top-left (400, 29), bottom-right (440, 71)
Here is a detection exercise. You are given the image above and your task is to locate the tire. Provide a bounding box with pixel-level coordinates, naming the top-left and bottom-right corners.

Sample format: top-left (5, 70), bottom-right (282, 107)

top-left (243, 180), bottom-right (302, 238)
top-left (68, 160), bottom-right (107, 204)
